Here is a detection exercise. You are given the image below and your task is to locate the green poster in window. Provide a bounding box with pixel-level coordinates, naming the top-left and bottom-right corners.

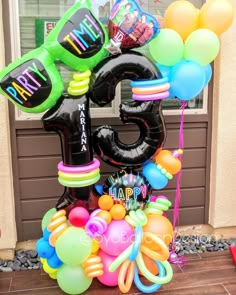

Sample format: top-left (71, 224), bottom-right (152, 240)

top-left (35, 19), bottom-right (58, 48)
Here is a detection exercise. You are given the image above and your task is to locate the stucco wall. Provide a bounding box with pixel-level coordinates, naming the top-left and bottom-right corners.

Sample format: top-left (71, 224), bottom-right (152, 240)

top-left (0, 1), bottom-right (17, 250)
top-left (209, 0), bottom-right (236, 227)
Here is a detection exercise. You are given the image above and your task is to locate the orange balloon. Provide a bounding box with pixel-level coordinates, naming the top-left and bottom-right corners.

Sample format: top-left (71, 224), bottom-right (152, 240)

top-left (97, 210), bottom-right (112, 224)
top-left (138, 254), bottom-right (159, 276)
top-left (110, 204), bottom-right (126, 220)
top-left (154, 150), bottom-right (182, 175)
top-left (164, 0), bottom-right (199, 41)
top-left (199, 0), bottom-right (234, 35)
top-left (142, 214), bottom-right (173, 250)
top-left (98, 194), bottom-right (114, 210)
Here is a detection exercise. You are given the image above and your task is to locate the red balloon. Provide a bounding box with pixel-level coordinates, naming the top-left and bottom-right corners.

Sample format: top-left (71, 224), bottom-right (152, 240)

top-left (68, 207), bottom-right (90, 227)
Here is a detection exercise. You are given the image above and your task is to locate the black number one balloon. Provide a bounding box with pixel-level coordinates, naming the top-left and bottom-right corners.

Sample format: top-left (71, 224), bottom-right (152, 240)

top-left (42, 93), bottom-right (98, 211)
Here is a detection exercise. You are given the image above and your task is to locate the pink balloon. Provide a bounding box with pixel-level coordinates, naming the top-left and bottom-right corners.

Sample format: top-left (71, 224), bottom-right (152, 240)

top-left (99, 220), bottom-right (134, 256)
top-left (97, 250), bottom-right (120, 286)
top-left (68, 207), bottom-right (90, 227)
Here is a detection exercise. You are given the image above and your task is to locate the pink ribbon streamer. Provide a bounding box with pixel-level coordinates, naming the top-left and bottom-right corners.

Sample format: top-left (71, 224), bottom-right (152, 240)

top-left (170, 101), bottom-right (187, 264)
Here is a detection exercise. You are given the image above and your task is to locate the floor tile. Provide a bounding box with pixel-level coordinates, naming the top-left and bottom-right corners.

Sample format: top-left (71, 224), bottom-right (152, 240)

top-left (180, 256), bottom-right (235, 273)
top-left (223, 282), bottom-right (236, 294)
top-left (158, 284), bottom-right (228, 295)
top-left (10, 274), bottom-right (57, 292)
top-left (0, 278), bottom-right (11, 293)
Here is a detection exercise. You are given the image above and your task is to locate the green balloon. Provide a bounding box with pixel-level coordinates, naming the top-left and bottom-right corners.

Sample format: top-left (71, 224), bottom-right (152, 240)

top-left (149, 29), bottom-right (184, 66)
top-left (57, 264), bottom-right (92, 295)
top-left (55, 227), bottom-right (92, 266)
top-left (41, 208), bottom-right (57, 231)
top-left (184, 29), bottom-right (220, 66)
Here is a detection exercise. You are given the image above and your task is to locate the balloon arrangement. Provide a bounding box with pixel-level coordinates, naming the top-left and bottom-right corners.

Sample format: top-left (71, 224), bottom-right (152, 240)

top-left (0, 0), bottom-right (234, 294)
top-left (149, 0), bottom-right (234, 101)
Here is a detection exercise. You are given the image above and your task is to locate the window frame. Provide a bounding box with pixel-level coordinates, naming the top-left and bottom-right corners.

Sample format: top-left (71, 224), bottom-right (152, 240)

top-left (9, 0), bottom-right (208, 121)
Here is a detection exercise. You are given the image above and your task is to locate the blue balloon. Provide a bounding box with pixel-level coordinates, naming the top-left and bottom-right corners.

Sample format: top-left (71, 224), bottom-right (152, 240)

top-left (134, 261), bottom-right (165, 293)
top-left (36, 238), bottom-right (55, 259)
top-left (47, 252), bottom-right (63, 268)
top-left (156, 63), bottom-right (172, 78)
top-left (142, 162), bottom-right (168, 189)
top-left (170, 60), bottom-right (205, 101)
top-left (203, 64), bottom-right (212, 87)
top-left (94, 184), bottom-right (103, 195)
top-left (43, 227), bottom-right (51, 241)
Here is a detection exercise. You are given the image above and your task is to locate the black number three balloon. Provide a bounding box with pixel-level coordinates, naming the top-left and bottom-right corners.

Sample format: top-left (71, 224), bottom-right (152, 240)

top-left (88, 51), bottom-right (166, 168)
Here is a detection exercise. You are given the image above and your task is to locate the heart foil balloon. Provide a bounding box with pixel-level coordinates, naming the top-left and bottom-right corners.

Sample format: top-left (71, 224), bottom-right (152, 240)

top-left (108, 0), bottom-right (159, 53)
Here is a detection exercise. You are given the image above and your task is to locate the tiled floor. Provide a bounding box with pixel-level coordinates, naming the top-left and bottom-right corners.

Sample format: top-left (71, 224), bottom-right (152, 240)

top-left (0, 251), bottom-right (236, 294)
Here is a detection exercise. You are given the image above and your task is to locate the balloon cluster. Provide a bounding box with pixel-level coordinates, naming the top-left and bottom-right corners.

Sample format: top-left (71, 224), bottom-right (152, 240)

top-left (0, 0), bottom-right (234, 294)
top-left (149, 0), bottom-right (234, 101)
top-left (37, 195), bottom-right (174, 294)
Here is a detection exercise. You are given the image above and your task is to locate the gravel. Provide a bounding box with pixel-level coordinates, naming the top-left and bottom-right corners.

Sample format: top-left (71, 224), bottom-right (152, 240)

top-left (0, 249), bottom-right (42, 272)
top-left (172, 235), bottom-right (236, 255)
top-left (0, 236), bottom-right (236, 272)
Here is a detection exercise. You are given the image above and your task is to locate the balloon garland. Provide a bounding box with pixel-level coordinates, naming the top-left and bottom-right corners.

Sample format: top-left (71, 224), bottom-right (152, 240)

top-left (0, 0), bottom-right (234, 294)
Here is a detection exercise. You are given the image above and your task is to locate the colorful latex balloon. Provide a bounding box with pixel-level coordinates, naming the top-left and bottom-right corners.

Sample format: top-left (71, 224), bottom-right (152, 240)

top-left (169, 60), bottom-right (206, 101)
top-left (184, 29), bottom-right (220, 66)
top-left (164, 0), bottom-right (199, 41)
top-left (108, 0), bottom-right (159, 51)
top-left (99, 220), bottom-right (134, 256)
top-left (142, 162), bottom-right (168, 190)
top-left (149, 29), bottom-right (184, 66)
top-left (199, 0), bottom-right (234, 35)
top-left (97, 250), bottom-right (121, 286)
top-left (57, 264), bottom-right (92, 295)
top-left (142, 214), bottom-right (173, 250)
top-left (155, 63), bottom-right (172, 78)
top-left (203, 64), bottom-right (212, 87)
top-left (55, 227), bottom-right (92, 266)
top-left (41, 208), bottom-right (57, 230)
top-left (154, 149), bottom-right (182, 175)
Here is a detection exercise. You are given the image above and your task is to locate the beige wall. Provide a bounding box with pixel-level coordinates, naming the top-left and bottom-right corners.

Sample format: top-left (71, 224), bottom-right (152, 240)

top-left (0, 1), bottom-right (17, 250)
top-left (209, 0), bottom-right (236, 227)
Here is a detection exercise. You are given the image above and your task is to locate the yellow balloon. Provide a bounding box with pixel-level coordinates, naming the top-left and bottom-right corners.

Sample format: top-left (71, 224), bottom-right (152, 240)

top-left (164, 0), bottom-right (199, 41)
top-left (43, 260), bottom-right (58, 274)
top-left (40, 257), bottom-right (46, 264)
top-left (91, 238), bottom-right (100, 254)
top-left (199, 0), bottom-right (234, 35)
top-left (49, 271), bottom-right (58, 280)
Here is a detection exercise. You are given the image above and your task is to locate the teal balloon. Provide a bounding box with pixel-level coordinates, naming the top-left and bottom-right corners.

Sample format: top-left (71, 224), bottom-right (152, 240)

top-left (156, 63), bottom-right (172, 78)
top-left (184, 29), bottom-right (220, 66)
top-left (57, 264), bottom-right (92, 295)
top-left (170, 60), bottom-right (205, 101)
top-left (41, 208), bottom-right (57, 231)
top-left (203, 64), bottom-right (212, 87)
top-left (142, 162), bottom-right (168, 189)
top-left (149, 29), bottom-right (184, 66)
top-left (55, 227), bottom-right (92, 266)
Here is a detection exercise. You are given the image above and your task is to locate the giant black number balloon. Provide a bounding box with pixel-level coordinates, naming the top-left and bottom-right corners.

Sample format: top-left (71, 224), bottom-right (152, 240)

top-left (42, 94), bottom-right (96, 210)
top-left (87, 52), bottom-right (166, 168)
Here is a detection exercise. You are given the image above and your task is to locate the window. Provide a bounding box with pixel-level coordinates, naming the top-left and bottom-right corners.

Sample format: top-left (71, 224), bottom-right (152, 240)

top-left (11, 0), bottom-right (207, 120)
